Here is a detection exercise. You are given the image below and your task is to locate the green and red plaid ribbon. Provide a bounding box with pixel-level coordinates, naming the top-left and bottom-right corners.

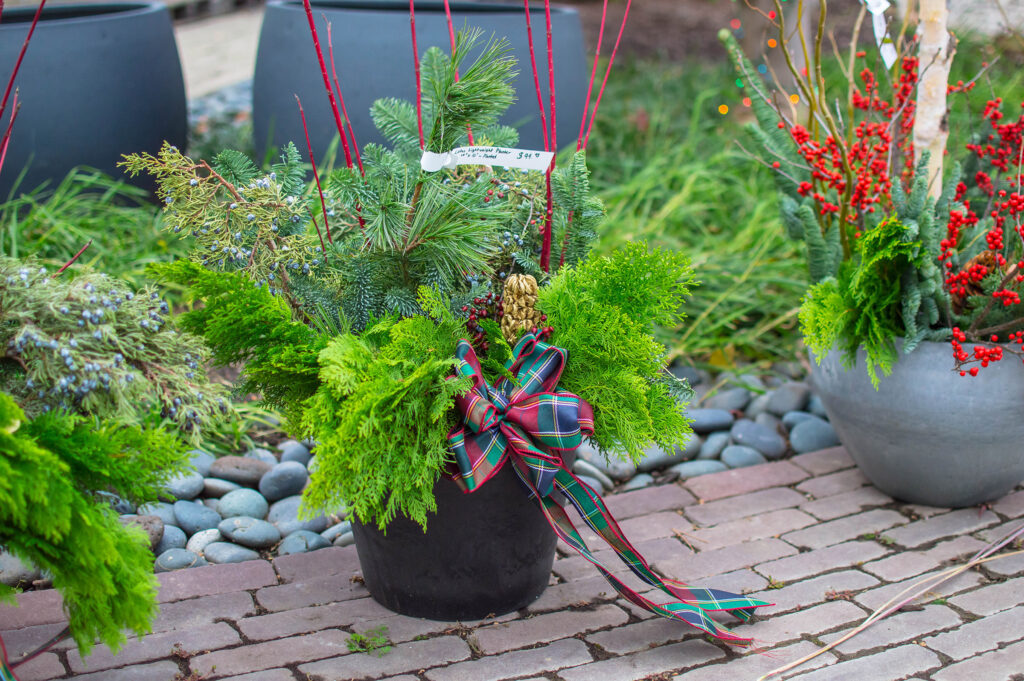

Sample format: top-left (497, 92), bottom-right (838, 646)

top-left (447, 333), bottom-right (770, 645)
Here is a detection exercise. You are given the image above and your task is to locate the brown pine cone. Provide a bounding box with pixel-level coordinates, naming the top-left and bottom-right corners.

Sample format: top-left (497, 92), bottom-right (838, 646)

top-left (501, 274), bottom-right (544, 343)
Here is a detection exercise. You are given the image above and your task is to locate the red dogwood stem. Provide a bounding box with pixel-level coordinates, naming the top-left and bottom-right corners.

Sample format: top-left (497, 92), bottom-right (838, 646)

top-left (410, 0), bottom-right (425, 149)
top-left (577, 0), bottom-right (608, 150)
top-left (0, 93), bottom-right (18, 177)
top-left (55, 239), bottom-right (92, 276)
top-left (523, 0), bottom-right (549, 151)
top-left (539, 0), bottom-right (557, 273)
top-left (442, 0), bottom-right (474, 145)
top-left (1, 0), bottom-right (44, 122)
top-left (301, 0), bottom-right (353, 168)
top-left (583, 0), bottom-right (632, 150)
top-left (326, 19), bottom-right (363, 175)
top-left (296, 95), bottom-right (333, 245)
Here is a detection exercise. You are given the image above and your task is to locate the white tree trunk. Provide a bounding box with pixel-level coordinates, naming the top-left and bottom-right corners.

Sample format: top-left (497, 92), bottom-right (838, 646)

top-left (913, 0), bottom-right (955, 197)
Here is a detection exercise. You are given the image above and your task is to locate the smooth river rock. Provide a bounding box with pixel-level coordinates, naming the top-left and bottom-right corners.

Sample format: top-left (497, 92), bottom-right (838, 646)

top-left (188, 449), bottom-right (217, 477)
top-left (280, 441), bottom-right (312, 466)
top-left (203, 542), bottom-right (261, 564)
top-left (163, 470), bottom-right (204, 500)
top-left (669, 460), bottom-right (728, 478)
top-left (120, 514), bottom-right (165, 550)
top-left (267, 495), bottom-right (329, 536)
top-left (245, 447), bottom-right (279, 465)
top-left (705, 387), bottom-right (752, 411)
top-left (208, 456), bottom-right (272, 487)
top-left (686, 409), bottom-right (735, 434)
top-left (730, 419), bottom-right (787, 460)
top-left (789, 417), bottom-right (840, 453)
top-left (721, 445), bottom-right (767, 468)
top-left (698, 432), bottom-right (730, 460)
top-left (138, 501), bottom-right (178, 528)
top-left (186, 528), bottom-right (223, 555)
top-left (218, 516), bottom-right (281, 549)
top-left (277, 530), bottom-right (330, 556)
top-left (782, 410), bottom-right (816, 431)
top-left (259, 461), bottom-right (309, 502)
top-left (155, 525), bottom-right (187, 554)
top-left (173, 500), bottom-right (222, 536)
top-left (766, 382), bottom-right (811, 416)
top-left (218, 488), bottom-right (270, 520)
top-left (203, 477), bottom-right (242, 498)
top-left (154, 548), bottom-right (206, 572)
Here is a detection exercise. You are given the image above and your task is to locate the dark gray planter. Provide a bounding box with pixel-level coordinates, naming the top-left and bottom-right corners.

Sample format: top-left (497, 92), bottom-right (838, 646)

top-left (810, 340), bottom-right (1024, 508)
top-left (253, 0), bottom-right (587, 160)
top-left (0, 3), bottom-right (186, 198)
top-left (351, 463), bottom-right (556, 620)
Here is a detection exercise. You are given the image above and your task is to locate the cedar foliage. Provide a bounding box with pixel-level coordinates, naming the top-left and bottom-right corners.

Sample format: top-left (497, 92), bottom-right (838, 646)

top-left (0, 393), bottom-right (176, 656)
top-left (300, 288), bottom-right (473, 529)
top-left (538, 243), bottom-right (695, 460)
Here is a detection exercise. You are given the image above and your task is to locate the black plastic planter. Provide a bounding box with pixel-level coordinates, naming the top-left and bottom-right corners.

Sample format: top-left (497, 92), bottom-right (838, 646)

top-left (253, 0), bottom-right (587, 161)
top-left (0, 3), bottom-right (187, 198)
top-left (351, 463), bottom-right (557, 620)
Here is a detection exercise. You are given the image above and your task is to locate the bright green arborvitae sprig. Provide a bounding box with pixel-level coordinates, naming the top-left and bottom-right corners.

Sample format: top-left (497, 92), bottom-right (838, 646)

top-left (538, 243), bottom-right (695, 460)
top-left (1, 393), bottom-right (173, 655)
top-left (300, 287), bottom-right (472, 529)
top-left (0, 258), bottom-right (228, 436)
top-left (120, 143), bottom-right (326, 294)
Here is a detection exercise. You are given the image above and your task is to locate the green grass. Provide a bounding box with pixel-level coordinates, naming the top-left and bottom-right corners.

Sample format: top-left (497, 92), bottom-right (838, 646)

top-left (587, 60), bottom-right (807, 367)
top-left (0, 168), bottom-right (187, 296)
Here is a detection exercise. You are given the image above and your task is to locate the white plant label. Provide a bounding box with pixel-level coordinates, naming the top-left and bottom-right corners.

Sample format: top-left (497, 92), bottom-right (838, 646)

top-left (421, 146), bottom-right (554, 173)
top-left (864, 0), bottom-right (898, 69)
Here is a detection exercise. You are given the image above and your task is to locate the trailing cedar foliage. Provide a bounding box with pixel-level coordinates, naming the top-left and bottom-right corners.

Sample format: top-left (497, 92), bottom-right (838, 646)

top-left (538, 243), bottom-right (695, 460)
top-left (300, 288), bottom-right (473, 529)
top-left (0, 393), bottom-right (182, 656)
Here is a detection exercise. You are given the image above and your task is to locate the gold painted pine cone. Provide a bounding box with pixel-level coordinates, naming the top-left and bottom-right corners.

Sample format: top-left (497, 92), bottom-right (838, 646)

top-left (501, 274), bottom-right (544, 343)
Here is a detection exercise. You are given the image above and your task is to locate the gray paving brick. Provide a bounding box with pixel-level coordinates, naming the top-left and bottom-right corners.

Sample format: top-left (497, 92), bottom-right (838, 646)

top-left (423, 637), bottom-right (591, 681)
top-left (992, 489), bottom-right (1024, 518)
top-left (223, 670), bottom-right (298, 681)
top-left (931, 640), bottom-right (1024, 681)
top-left (790, 447), bottom-right (854, 476)
top-left (855, 569), bottom-right (985, 611)
top-left (684, 462), bottom-right (809, 502)
top-left (527, 576), bottom-right (618, 612)
top-left (820, 604), bottom-right (961, 655)
top-left (6, 652), bottom-right (64, 681)
top-left (756, 541), bottom-right (891, 582)
top-left (884, 508), bottom-right (1000, 548)
top-left (689, 509), bottom-right (817, 550)
top-left (796, 468), bottom-right (869, 499)
top-left (558, 638), bottom-right (725, 681)
top-left (273, 545), bottom-right (360, 583)
top-left (654, 538), bottom-right (797, 582)
top-left (191, 629), bottom-right (351, 677)
top-left (615, 510), bottom-right (694, 543)
top-left (587, 616), bottom-right (699, 655)
top-left (603, 483), bottom-right (696, 520)
top-left (473, 603), bottom-right (627, 654)
top-left (0, 623), bottom-right (73, 658)
top-left (685, 487), bottom-right (808, 527)
top-left (782, 509), bottom-right (906, 550)
top-left (152, 591), bottom-right (256, 634)
top-left (237, 597), bottom-right (391, 640)
top-left (300, 636), bottom-right (470, 680)
top-left (552, 553), bottom-right (635, 582)
top-left (923, 606), bottom-right (1023, 659)
top-left (73, 660), bottom-right (184, 681)
top-left (949, 577), bottom-right (1024, 616)
top-left (157, 559), bottom-right (278, 603)
top-left (68, 621), bottom-right (240, 674)
top-left (786, 643), bottom-right (940, 681)
top-left (799, 486), bottom-right (892, 521)
top-left (674, 641), bottom-right (837, 680)
top-left (0, 589), bottom-right (64, 628)
top-left (861, 535), bottom-right (988, 581)
top-left (748, 570), bottom-right (880, 616)
top-left (985, 549), bottom-right (1024, 577)
top-left (255, 573), bottom-right (370, 612)
top-left (735, 601), bottom-right (865, 647)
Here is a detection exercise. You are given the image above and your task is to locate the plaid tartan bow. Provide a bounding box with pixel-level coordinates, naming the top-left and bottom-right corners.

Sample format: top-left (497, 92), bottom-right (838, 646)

top-left (448, 334), bottom-right (770, 645)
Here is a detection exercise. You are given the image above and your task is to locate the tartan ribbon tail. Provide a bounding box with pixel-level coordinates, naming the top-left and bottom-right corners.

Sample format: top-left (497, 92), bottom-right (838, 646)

top-left (511, 457), bottom-right (770, 645)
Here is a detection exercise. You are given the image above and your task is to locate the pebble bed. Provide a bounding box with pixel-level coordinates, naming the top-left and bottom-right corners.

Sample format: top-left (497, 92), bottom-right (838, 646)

top-left (0, 365), bottom-right (840, 587)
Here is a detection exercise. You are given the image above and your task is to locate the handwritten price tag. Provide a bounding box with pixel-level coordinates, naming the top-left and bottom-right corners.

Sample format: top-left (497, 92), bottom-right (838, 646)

top-left (421, 146), bottom-right (555, 172)
top-left (863, 0), bottom-right (897, 69)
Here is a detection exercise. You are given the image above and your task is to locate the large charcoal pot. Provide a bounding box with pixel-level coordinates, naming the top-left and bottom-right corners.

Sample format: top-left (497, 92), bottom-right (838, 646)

top-left (351, 462), bottom-right (556, 620)
top-left (809, 340), bottom-right (1024, 508)
top-left (0, 3), bottom-right (186, 198)
top-left (253, 0), bottom-right (587, 160)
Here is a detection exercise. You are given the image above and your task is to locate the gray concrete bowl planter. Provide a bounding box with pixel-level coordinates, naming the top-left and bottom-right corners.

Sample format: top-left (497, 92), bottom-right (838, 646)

top-left (810, 339), bottom-right (1024, 508)
top-left (0, 3), bottom-right (187, 198)
top-left (253, 0), bottom-right (587, 160)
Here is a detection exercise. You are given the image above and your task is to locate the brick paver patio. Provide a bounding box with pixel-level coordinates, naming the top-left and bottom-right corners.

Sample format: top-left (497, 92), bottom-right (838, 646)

top-left (3, 446), bottom-right (1022, 680)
